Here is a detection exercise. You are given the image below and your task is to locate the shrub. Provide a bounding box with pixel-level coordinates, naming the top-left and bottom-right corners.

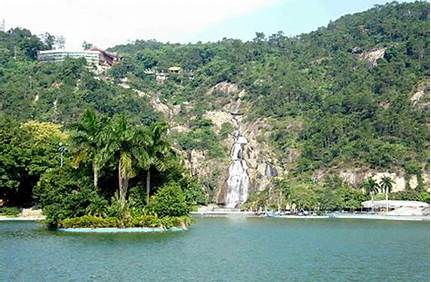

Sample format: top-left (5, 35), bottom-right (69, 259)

top-left (219, 122), bottom-right (234, 139)
top-left (60, 215), bottom-right (118, 228)
top-left (147, 182), bottom-right (190, 217)
top-left (181, 177), bottom-right (208, 206)
top-left (161, 215), bottom-right (193, 228)
top-left (390, 190), bottom-right (430, 203)
top-left (0, 207), bottom-right (22, 217)
top-left (106, 193), bottom-right (128, 218)
top-left (60, 214), bottom-right (190, 228)
top-left (34, 166), bottom-right (106, 227)
top-left (131, 214), bottom-right (161, 227)
top-left (128, 185), bottom-right (147, 211)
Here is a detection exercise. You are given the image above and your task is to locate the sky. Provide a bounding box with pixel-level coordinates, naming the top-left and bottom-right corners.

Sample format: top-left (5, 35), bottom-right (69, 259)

top-left (0, 0), bottom-right (418, 50)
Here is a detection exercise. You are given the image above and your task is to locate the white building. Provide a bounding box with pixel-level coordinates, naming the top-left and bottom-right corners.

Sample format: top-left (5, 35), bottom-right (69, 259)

top-left (37, 50), bottom-right (100, 64)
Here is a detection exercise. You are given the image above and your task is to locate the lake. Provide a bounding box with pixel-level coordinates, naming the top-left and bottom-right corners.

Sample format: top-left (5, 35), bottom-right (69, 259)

top-left (0, 217), bottom-right (429, 281)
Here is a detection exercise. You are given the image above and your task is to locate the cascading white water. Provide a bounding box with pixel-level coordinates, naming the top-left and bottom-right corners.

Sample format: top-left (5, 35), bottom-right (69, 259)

top-left (225, 115), bottom-right (250, 208)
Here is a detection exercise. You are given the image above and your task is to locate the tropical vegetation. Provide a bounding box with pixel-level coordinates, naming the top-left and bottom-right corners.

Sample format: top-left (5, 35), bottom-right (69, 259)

top-left (0, 1), bottom-right (429, 222)
top-left (11, 110), bottom-right (206, 228)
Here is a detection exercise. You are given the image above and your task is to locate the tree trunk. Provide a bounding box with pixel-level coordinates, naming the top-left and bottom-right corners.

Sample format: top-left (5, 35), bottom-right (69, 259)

top-left (371, 194), bottom-right (374, 213)
top-left (146, 170), bottom-right (151, 204)
top-left (386, 190), bottom-right (389, 214)
top-left (118, 158), bottom-right (124, 202)
top-left (123, 177), bottom-right (129, 200)
top-left (93, 162), bottom-right (98, 189)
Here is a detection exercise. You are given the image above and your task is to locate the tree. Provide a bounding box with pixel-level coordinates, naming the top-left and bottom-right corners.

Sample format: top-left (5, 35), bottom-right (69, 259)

top-left (362, 177), bottom-right (380, 212)
top-left (379, 176), bottom-right (394, 213)
top-left (0, 118), bottom-right (67, 206)
top-left (40, 33), bottom-right (56, 50)
top-left (54, 36), bottom-right (66, 50)
top-left (70, 110), bottom-right (105, 189)
top-left (100, 115), bottom-right (150, 203)
top-left (82, 41), bottom-right (93, 50)
top-left (144, 122), bottom-right (171, 204)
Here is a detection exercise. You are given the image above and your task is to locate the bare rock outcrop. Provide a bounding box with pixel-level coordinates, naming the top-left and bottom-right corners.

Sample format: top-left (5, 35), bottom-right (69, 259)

top-left (358, 48), bottom-right (386, 68)
top-left (204, 111), bottom-right (234, 133)
top-left (410, 82), bottom-right (430, 107)
top-left (142, 81), bottom-right (288, 204)
top-left (337, 168), bottom-right (429, 192)
top-left (210, 82), bottom-right (239, 95)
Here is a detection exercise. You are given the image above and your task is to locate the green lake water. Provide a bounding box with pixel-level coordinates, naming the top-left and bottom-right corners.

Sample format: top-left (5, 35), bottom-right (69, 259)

top-left (0, 217), bottom-right (429, 281)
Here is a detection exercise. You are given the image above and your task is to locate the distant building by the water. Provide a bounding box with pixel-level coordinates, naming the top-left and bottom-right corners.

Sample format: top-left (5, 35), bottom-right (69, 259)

top-left (37, 48), bottom-right (119, 66)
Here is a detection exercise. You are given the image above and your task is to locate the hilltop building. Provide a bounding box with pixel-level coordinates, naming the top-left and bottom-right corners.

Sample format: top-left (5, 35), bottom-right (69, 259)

top-left (142, 66), bottom-right (192, 84)
top-left (37, 48), bottom-right (119, 66)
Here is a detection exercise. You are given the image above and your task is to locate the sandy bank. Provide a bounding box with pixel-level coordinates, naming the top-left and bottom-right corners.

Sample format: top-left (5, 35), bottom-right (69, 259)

top-left (0, 216), bottom-right (45, 221)
top-left (0, 208), bottom-right (45, 221)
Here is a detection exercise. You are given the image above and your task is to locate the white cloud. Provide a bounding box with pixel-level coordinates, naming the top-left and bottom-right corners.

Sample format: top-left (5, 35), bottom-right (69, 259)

top-left (0, 0), bottom-right (278, 49)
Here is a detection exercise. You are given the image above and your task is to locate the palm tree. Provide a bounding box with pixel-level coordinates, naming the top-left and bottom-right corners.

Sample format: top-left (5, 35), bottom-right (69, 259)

top-left (71, 109), bottom-right (105, 189)
top-left (144, 122), bottom-right (171, 204)
top-left (379, 176), bottom-right (394, 213)
top-left (362, 177), bottom-right (380, 213)
top-left (100, 115), bottom-right (150, 203)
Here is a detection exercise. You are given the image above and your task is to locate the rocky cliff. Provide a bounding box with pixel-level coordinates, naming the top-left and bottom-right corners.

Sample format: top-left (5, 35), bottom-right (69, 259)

top-left (121, 78), bottom-right (429, 205)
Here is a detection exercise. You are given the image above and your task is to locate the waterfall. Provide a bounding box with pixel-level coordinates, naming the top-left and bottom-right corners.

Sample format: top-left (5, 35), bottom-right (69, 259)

top-left (225, 115), bottom-right (250, 208)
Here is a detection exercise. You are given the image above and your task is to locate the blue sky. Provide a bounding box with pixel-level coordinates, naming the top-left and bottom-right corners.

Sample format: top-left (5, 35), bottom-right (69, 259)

top-left (1, 0), bottom-right (419, 49)
top-left (188, 0), bottom-right (417, 42)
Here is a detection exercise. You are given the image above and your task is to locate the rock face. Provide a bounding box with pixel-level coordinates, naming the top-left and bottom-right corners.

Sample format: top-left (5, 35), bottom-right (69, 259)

top-left (410, 81), bottom-right (430, 108)
top-left (337, 168), bottom-right (429, 191)
top-left (208, 83), bottom-right (284, 204)
top-left (200, 83), bottom-right (286, 204)
top-left (358, 48), bottom-right (386, 68)
top-left (163, 81), bottom-right (284, 204)
top-left (212, 81), bottom-right (239, 95)
top-left (204, 111), bottom-right (233, 133)
top-left (146, 80), bottom-right (430, 206)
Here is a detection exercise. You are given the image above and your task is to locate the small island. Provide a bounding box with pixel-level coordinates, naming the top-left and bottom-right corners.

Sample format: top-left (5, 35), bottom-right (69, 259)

top-left (1, 110), bottom-right (206, 231)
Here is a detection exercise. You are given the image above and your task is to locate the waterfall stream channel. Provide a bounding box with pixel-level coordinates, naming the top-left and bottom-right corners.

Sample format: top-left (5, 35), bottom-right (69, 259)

top-left (225, 114), bottom-right (250, 208)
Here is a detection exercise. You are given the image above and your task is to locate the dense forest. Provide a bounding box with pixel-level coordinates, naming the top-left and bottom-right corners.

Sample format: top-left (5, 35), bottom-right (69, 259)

top-left (107, 1), bottom-right (430, 208)
top-left (0, 1), bottom-right (429, 221)
top-left (109, 1), bottom-right (429, 174)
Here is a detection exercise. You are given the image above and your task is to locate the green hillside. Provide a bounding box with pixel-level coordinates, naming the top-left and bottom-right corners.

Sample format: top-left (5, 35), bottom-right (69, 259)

top-left (0, 1), bottom-right (429, 212)
top-left (109, 1), bottom-right (429, 175)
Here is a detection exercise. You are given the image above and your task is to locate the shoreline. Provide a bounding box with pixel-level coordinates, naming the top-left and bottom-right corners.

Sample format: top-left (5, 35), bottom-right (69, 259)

top-left (191, 212), bottom-right (430, 221)
top-left (58, 226), bottom-right (187, 233)
top-left (1, 214), bottom-right (429, 223)
top-left (329, 214), bottom-right (430, 221)
top-left (0, 216), bottom-right (45, 221)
